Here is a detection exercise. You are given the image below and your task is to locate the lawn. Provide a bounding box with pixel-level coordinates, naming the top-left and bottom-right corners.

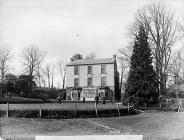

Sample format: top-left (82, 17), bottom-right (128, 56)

top-left (0, 96), bottom-right (45, 104)
top-left (1, 111), bottom-right (184, 140)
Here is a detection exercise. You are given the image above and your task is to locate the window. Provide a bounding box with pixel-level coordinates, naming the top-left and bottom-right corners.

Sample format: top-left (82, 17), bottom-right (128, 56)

top-left (101, 65), bottom-right (106, 74)
top-left (74, 78), bottom-right (79, 87)
top-left (74, 66), bottom-right (79, 75)
top-left (88, 78), bottom-right (93, 87)
top-left (88, 66), bottom-right (92, 74)
top-left (101, 77), bottom-right (107, 86)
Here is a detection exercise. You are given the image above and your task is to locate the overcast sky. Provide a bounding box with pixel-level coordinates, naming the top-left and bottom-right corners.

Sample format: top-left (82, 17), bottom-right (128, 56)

top-left (0, 0), bottom-right (184, 87)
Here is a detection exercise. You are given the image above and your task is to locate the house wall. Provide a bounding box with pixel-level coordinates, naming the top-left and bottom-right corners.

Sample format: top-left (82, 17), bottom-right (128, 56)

top-left (66, 64), bottom-right (115, 88)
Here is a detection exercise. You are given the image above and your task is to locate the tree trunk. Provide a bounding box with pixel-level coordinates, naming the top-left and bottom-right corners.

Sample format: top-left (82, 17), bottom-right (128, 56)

top-left (62, 74), bottom-right (65, 89)
top-left (120, 72), bottom-right (123, 94)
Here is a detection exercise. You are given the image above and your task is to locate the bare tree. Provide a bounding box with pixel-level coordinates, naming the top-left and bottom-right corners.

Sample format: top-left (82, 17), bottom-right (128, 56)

top-left (42, 78), bottom-right (46, 88)
top-left (118, 57), bottom-right (129, 94)
top-left (0, 47), bottom-right (11, 93)
top-left (44, 64), bottom-right (51, 90)
top-left (169, 50), bottom-right (184, 85)
top-left (21, 45), bottom-right (46, 93)
top-left (129, 2), bottom-right (182, 95)
top-left (118, 45), bottom-right (133, 96)
top-left (35, 64), bottom-right (44, 88)
top-left (0, 47), bottom-right (11, 82)
top-left (51, 65), bottom-right (54, 89)
top-left (58, 59), bottom-right (66, 89)
top-left (118, 46), bottom-right (132, 65)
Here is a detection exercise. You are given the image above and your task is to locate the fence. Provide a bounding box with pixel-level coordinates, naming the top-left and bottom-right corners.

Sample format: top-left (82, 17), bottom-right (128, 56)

top-left (1, 102), bottom-right (135, 119)
top-left (157, 98), bottom-right (184, 112)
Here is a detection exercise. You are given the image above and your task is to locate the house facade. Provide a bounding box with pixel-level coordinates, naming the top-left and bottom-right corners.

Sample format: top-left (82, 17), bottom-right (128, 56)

top-left (65, 55), bottom-right (120, 101)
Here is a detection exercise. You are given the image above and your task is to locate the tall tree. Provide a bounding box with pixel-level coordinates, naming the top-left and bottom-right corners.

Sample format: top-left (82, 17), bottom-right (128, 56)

top-left (70, 53), bottom-right (83, 61)
top-left (118, 46), bottom-right (132, 98)
top-left (126, 25), bottom-right (158, 104)
top-left (129, 2), bottom-right (182, 95)
top-left (21, 45), bottom-right (46, 94)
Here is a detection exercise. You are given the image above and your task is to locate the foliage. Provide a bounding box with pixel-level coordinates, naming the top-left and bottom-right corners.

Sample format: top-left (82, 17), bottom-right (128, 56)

top-left (70, 53), bottom-right (83, 61)
top-left (125, 25), bottom-right (158, 105)
top-left (4, 74), bottom-right (18, 93)
top-left (32, 87), bottom-right (59, 99)
top-left (167, 84), bottom-right (184, 99)
top-left (16, 75), bottom-right (36, 97)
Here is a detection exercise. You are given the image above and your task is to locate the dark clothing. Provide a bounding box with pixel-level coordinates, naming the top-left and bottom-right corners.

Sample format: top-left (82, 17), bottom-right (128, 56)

top-left (83, 97), bottom-right (85, 103)
top-left (95, 96), bottom-right (99, 104)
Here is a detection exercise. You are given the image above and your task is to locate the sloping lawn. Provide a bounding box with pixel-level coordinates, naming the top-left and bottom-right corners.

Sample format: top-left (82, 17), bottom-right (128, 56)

top-left (1, 112), bottom-right (184, 140)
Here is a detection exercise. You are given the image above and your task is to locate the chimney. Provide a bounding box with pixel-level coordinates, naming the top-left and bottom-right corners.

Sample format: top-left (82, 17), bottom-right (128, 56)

top-left (113, 55), bottom-right (116, 61)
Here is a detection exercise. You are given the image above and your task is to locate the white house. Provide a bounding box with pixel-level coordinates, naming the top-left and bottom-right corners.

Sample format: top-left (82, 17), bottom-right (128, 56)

top-left (65, 55), bottom-right (120, 101)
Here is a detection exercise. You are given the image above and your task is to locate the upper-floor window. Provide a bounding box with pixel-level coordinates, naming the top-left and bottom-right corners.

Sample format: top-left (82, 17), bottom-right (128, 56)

top-left (87, 77), bottom-right (93, 87)
top-left (74, 66), bottom-right (79, 75)
top-left (101, 77), bottom-right (107, 86)
top-left (101, 65), bottom-right (106, 74)
top-left (88, 66), bottom-right (92, 74)
top-left (74, 78), bottom-right (79, 87)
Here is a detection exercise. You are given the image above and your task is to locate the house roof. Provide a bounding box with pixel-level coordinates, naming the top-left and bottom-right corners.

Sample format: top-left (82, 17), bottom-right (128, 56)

top-left (66, 58), bottom-right (115, 66)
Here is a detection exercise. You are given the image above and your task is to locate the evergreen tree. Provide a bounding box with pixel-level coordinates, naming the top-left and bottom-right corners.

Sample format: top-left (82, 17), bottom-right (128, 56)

top-left (125, 25), bottom-right (158, 104)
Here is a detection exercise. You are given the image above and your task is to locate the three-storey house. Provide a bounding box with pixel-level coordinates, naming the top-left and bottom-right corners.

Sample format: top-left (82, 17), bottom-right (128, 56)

top-left (65, 55), bottom-right (120, 101)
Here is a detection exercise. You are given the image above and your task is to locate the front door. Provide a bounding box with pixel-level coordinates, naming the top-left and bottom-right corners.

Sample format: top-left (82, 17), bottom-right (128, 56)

top-left (78, 91), bottom-right (81, 100)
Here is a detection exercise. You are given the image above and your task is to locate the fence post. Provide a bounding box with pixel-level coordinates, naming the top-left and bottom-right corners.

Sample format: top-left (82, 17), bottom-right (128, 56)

top-left (116, 103), bottom-right (120, 117)
top-left (128, 103), bottom-right (130, 111)
top-left (7, 102), bottom-right (9, 118)
top-left (74, 103), bottom-right (77, 117)
top-left (95, 103), bottom-right (98, 117)
top-left (144, 103), bottom-right (147, 110)
top-left (39, 105), bottom-right (42, 118)
top-left (169, 101), bottom-right (171, 108)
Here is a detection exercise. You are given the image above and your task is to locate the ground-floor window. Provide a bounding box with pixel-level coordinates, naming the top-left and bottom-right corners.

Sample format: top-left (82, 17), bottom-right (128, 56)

top-left (87, 77), bottom-right (93, 87)
top-left (101, 77), bottom-right (107, 86)
top-left (74, 78), bottom-right (79, 87)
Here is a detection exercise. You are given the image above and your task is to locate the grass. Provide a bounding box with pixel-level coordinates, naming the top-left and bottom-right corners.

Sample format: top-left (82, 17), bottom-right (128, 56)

top-left (0, 96), bottom-right (45, 104)
top-left (1, 112), bottom-right (184, 140)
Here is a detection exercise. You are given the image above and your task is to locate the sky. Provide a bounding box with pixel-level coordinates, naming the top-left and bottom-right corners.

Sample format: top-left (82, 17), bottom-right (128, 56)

top-left (0, 0), bottom-right (184, 88)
